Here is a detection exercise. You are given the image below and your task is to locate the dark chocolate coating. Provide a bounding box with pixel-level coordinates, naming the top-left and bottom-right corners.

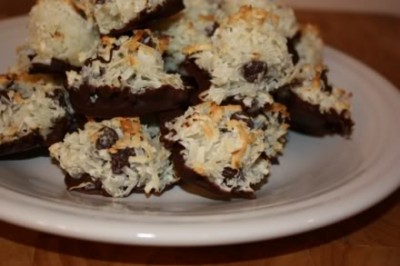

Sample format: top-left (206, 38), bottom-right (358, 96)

top-left (171, 145), bottom-right (256, 199)
top-left (64, 173), bottom-right (169, 197)
top-left (65, 173), bottom-right (147, 197)
top-left (107, 0), bottom-right (185, 36)
top-left (0, 116), bottom-right (70, 156)
top-left (0, 131), bottom-right (43, 157)
top-left (29, 57), bottom-right (81, 75)
top-left (182, 58), bottom-right (212, 105)
top-left (0, 88), bottom-right (73, 156)
top-left (68, 84), bottom-right (189, 118)
top-left (65, 173), bottom-right (111, 197)
top-left (273, 85), bottom-right (354, 137)
top-left (287, 31), bottom-right (302, 65)
top-left (157, 108), bottom-right (186, 149)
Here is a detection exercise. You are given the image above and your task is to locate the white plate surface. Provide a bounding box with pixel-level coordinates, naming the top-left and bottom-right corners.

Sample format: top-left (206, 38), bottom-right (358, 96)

top-left (0, 17), bottom-right (399, 247)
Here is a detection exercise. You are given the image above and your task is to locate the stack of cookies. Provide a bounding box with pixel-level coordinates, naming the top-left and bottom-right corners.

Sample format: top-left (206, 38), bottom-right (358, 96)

top-left (0, 0), bottom-right (354, 199)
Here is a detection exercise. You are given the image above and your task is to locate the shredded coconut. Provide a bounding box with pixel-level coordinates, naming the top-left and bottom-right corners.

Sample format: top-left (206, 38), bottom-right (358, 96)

top-left (0, 73), bottom-right (68, 144)
top-left (67, 31), bottom-right (184, 93)
top-left (93, 0), bottom-right (166, 35)
top-left (165, 102), bottom-right (289, 193)
top-left (292, 65), bottom-right (352, 115)
top-left (27, 0), bottom-right (99, 67)
top-left (188, 6), bottom-right (294, 106)
top-left (219, 0), bottom-right (299, 38)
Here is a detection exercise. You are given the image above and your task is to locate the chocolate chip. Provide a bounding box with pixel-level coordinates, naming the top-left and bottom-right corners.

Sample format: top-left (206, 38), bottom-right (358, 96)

top-left (96, 127), bottom-right (119, 150)
top-left (99, 67), bottom-right (106, 76)
top-left (0, 90), bottom-right (10, 100)
top-left (27, 53), bottom-right (36, 61)
top-left (287, 31), bottom-right (302, 65)
top-left (138, 31), bottom-right (157, 48)
top-left (111, 148), bottom-right (137, 174)
top-left (242, 100), bottom-right (264, 116)
top-left (205, 22), bottom-right (219, 37)
top-left (222, 167), bottom-right (239, 180)
top-left (231, 112), bottom-right (254, 128)
top-left (242, 60), bottom-right (269, 83)
top-left (321, 69), bottom-right (333, 93)
top-left (76, 9), bottom-right (88, 20)
top-left (222, 167), bottom-right (243, 188)
top-left (96, 0), bottom-right (106, 4)
top-left (220, 128), bottom-right (229, 133)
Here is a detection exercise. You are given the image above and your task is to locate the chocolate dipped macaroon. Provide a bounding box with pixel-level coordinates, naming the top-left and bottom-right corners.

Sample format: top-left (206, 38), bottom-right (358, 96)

top-left (66, 30), bottom-right (189, 118)
top-left (163, 102), bottom-right (289, 198)
top-left (0, 73), bottom-right (73, 156)
top-left (17, 0), bottom-right (100, 74)
top-left (274, 24), bottom-right (354, 136)
top-left (93, 0), bottom-right (184, 36)
top-left (162, 0), bottom-right (220, 73)
top-left (49, 117), bottom-right (177, 197)
top-left (273, 65), bottom-right (354, 136)
top-left (184, 6), bottom-right (295, 109)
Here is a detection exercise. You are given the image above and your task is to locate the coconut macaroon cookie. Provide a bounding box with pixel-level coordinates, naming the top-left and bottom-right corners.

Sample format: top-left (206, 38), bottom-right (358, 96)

top-left (219, 0), bottom-right (299, 38)
top-left (49, 117), bottom-right (177, 197)
top-left (185, 6), bottom-right (295, 108)
top-left (67, 30), bottom-right (188, 118)
top-left (273, 23), bottom-right (354, 136)
top-left (163, 0), bottom-right (220, 73)
top-left (93, 0), bottom-right (184, 35)
top-left (24, 0), bottom-right (99, 73)
top-left (274, 65), bottom-right (354, 136)
top-left (0, 73), bottom-right (72, 156)
top-left (163, 102), bottom-right (289, 198)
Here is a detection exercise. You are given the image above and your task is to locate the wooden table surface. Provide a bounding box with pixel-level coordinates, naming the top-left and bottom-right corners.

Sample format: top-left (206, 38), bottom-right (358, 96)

top-left (0, 2), bottom-right (400, 266)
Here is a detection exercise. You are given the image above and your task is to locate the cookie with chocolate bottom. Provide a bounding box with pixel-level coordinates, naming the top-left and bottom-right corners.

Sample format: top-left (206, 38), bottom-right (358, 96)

top-left (162, 0), bottom-right (220, 73)
top-left (0, 73), bottom-right (73, 156)
top-left (184, 6), bottom-right (294, 108)
top-left (19, 0), bottom-right (99, 74)
top-left (49, 117), bottom-right (177, 197)
top-left (273, 65), bottom-right (354, 136)
top-left (66, 30), bottom-right (189, 118)
top-left (163, 102), bottom-right (289, 198)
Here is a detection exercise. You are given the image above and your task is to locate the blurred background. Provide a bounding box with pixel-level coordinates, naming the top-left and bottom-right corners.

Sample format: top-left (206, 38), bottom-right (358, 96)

top-left (286, 0), bottom-right (400, 16)
top-left (0, 0), bottom-right (35, 18)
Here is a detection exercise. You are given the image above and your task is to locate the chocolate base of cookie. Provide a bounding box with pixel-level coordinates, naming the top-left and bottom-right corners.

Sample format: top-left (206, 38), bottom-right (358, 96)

top-left (273, 86), bottom-right (354, 137)
top-left (65, 174), bottom-right (146, 197)
top-left (157, 108), bottom-right (187, 149)
top-left (171, 145), bottom-right (256, 199)
top-left (0, 116), bottom-right (70, 157)
top-left (29, 57), bottom-right (80, 75)
top-left (182, 58), bottom-right (212, 105)
top-left (68, 84), bottom-right (189, 119)
top-left (65, 173), bottom-right (174, 197)
top-left (0, 133), bottom-right (45, 157)
top-left (0, 147), bottom-right (49, 161)
top-left (108, 0), bottom-right (185, 36)
top-left (65, 173), bottom-right (111, 197)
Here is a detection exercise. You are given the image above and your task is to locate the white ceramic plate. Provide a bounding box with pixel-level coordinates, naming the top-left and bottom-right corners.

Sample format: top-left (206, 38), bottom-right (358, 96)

top-left (0, 17), bottom-right (399, 247)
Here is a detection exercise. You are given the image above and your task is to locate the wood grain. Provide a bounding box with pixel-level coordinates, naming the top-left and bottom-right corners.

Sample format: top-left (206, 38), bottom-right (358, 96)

top-left (0, 3), bottom-right (399, 266)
